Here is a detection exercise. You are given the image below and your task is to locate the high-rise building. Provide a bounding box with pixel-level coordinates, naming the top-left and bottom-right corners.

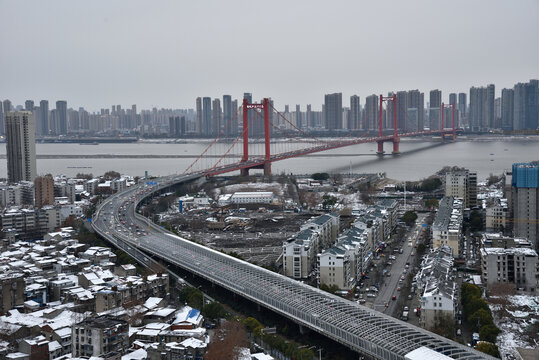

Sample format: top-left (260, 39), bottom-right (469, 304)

top-left (195, 97), bottom-right (202, 134)
top-left (35, 174), bottom-right (54, 208)
top-left (0, 101), bottom-right (4, 136)
top-left (222, 95), bottom-right (234, 136)
top-left (295, 105), bottom-right (302, 129)
top-left (306, 104), bottom-right (313, 128)
top-left (469, 87), bottom-right (483, 132)
top-left (407, 90), bottom-right (424, 131)
top-left (429, 90), bottom-right (442, 130)
top-left (324, 93), bottom-right (342, 130)
top-left (485, 84), bottom-right (496, 129)
top-left (211, 98), bottom-right (221, 136)
top-left (501, 88), bottom-right (514, 130)
top-left (2, 99), bottom-right (12, 113)
top-left (395, 91), bottom-right (407, 131)
top-left (511, 163), bottom-right (539, 251)
top-left (56, 100), bottom-right (68, 135)
top-left (38, 100), bottom-right (49, 135)
top-left (444, 169), bottom-right (477, 209)
top-left (5, 111), bottom-right (37, 183)
top-left (469, 84), bottom-right (495, 131)
top-left (25, 100), bottom-right (34, 111)
top-left (513, 80), bottom-right (539, 131)
top-left (349, 95), bottom-right (361, 130)
top-left (365, 94), bottom-right (379, 130)
top-left (202, 97), bottom-right (212, 136)
top-left (458, 93), bottom-right (467, 128)
top-left (449, 93), bottom-right (457, 106)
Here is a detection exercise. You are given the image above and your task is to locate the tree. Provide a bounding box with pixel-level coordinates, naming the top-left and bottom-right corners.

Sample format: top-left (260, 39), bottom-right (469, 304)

top-left (475, 342), bottom-right (500, 358)
top-left (430, 313), bottom-right (455, 339)
top-left (479, 324), bottom-right (501, 343)
top-left (203, 302), bottom-right (228, 320)
top-left (76, 173), bottom-right (93, 180)
top-left (179, 287), bottom-right (203, 310)
top-left (103, 170), bottom-right (121, 180)
top-left (468, 308), bottom-right (494, 332)
top-left (204, 321), bottom-right (248, 360)
top-left (312, 172), bottom-right (329, 181)
top-left (242, 317), bottom-right (263, 337)
top-left (402, 211), bottom-right (418, 227)
top-left (425, 198), bottom-right (439, 209)
top-left (322, 194), bottom-right (337, 210)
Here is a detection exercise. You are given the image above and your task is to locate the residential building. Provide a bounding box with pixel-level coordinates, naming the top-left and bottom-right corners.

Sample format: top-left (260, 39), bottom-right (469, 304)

top-left (407, 90), bottom-right (424, 131)
top-left (301, 213), bottom-right (340, 249)
top-left (511, 163), bottom-right (539, 250)
top-left (0, 273), bottom-right (25, 314)
top-left (71, 315), bottom-right (129, 357)
top-left (417, 246), bottom-right (456, 329)
top-left (432, 197), bottom-right (463, 256)
top-left (55, 101), bottom-right (67, 135)
top-left (513, 79), bottom-right (539, 130)
top-left (283, 229), bottom-right (319, 279)
top-left (34, 175), bottom-right (54, 208)
top-left (318, 246), bottom-right (351, 290)
top-left (480, 247), bottom-right (538, 293)
top-left (444, 169), bottom-right (478, 208)
top-left (485, 198), bottom-right (508, 232)
top-left (5, 111), bottom-right (37, 183)
top-left (501, 88), bottom-right (515, 130)
top-left (349, 95), bottom-right (361, 130)
top-left (38, 100), bottom-right (49, 136)
top-left (324, 93), bottom-right (343, 130)
top-left (364, 94), bottom-right (379, 130)
top-left (429, 89), bottom-right (442, 130)
top-left (458, 92), bottom-right (467, 128)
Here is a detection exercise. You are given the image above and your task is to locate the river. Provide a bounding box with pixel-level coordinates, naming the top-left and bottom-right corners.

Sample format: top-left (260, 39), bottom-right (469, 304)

top-left (0, 136), bottom-right (537, 181)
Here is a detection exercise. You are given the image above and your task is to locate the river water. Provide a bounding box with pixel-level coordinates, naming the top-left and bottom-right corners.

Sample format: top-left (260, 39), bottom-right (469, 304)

top-left (0, 136), bottom-right (538, 181)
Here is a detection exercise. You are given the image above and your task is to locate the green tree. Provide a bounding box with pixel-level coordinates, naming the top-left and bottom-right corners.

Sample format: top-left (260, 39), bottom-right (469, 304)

top-left (425, 198), bottom-right (439, 209)
top-left (465, 297), bottom-right (490, 321)
top-left (468, 308), bottom-right (494, 332)
top-left (312, 172), bottom-right (330, 181)
top-left (322, 194), bottom-right (338, 210)
top-left (242, 317), bottom-right (263, 337)
top-left (103, 170), bottom-right (121, 180)
top-left (461, 283), bottom-right (482, 305)
top-left (479, 324), bottom-right (502, 343)
top-left (203, 302), bottom-right (228, 320)
top-left (402, 211), bottom-right (418, 227)
top-left (475, 342), bottom-right (500, 358)
top-left (178, 287), bottom-right (203, 309)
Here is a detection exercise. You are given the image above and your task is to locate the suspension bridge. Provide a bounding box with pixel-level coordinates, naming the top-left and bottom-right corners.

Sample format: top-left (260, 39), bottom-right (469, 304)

top-left (184, 94), bottom-right (459, 176)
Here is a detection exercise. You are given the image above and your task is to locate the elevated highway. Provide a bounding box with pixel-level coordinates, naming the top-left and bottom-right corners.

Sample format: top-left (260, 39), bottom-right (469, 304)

top-left (92, 174), bottom-right (494, 360)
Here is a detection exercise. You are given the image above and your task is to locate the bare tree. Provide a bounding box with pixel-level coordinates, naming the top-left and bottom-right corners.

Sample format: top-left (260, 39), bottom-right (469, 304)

top-left (204, 320), bottom-right (248, 360)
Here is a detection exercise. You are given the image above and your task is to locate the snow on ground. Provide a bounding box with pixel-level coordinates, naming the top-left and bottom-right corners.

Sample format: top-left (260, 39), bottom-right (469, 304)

top-left (212, 182), bottom-right (287, 197)
top-left (489, 294), bottom-right (538, 359)
top-left (325, 191), bottom-right (366, 210)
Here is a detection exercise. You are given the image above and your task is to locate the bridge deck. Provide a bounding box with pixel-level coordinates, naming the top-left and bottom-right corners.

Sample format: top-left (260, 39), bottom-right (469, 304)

top-left (92, 174), bottom-right (494, 360)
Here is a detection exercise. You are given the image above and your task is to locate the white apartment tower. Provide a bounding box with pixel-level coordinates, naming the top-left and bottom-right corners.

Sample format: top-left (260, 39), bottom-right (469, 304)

top-left (5, 111), bottom-right (37, 183)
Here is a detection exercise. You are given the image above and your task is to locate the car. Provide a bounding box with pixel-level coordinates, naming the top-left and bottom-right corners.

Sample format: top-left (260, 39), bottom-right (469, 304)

top-left (367, 293), bottom-right (376, 298)
top-left (397, 287), bottom-right (401, 291)
top-left (386, 272), bottom-right (391, 277)
top-left (392, 295), bottom-right (396, 300)
top-left (385, 303), bottom-right (389, 308)
top-left (404, 306), bottom-right (409, 311)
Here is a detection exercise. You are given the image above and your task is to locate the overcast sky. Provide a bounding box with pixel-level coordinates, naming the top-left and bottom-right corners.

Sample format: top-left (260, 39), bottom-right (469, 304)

top-left (1, 0), bottom-right (538, 111)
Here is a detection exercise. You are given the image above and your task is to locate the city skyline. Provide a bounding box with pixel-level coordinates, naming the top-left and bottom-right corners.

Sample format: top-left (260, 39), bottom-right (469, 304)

top-left (1, 0), bottom-right (538, 110)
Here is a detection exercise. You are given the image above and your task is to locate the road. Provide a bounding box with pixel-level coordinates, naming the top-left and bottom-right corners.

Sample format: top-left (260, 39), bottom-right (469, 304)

top-left (92, 176), bottom-right (494, 360)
